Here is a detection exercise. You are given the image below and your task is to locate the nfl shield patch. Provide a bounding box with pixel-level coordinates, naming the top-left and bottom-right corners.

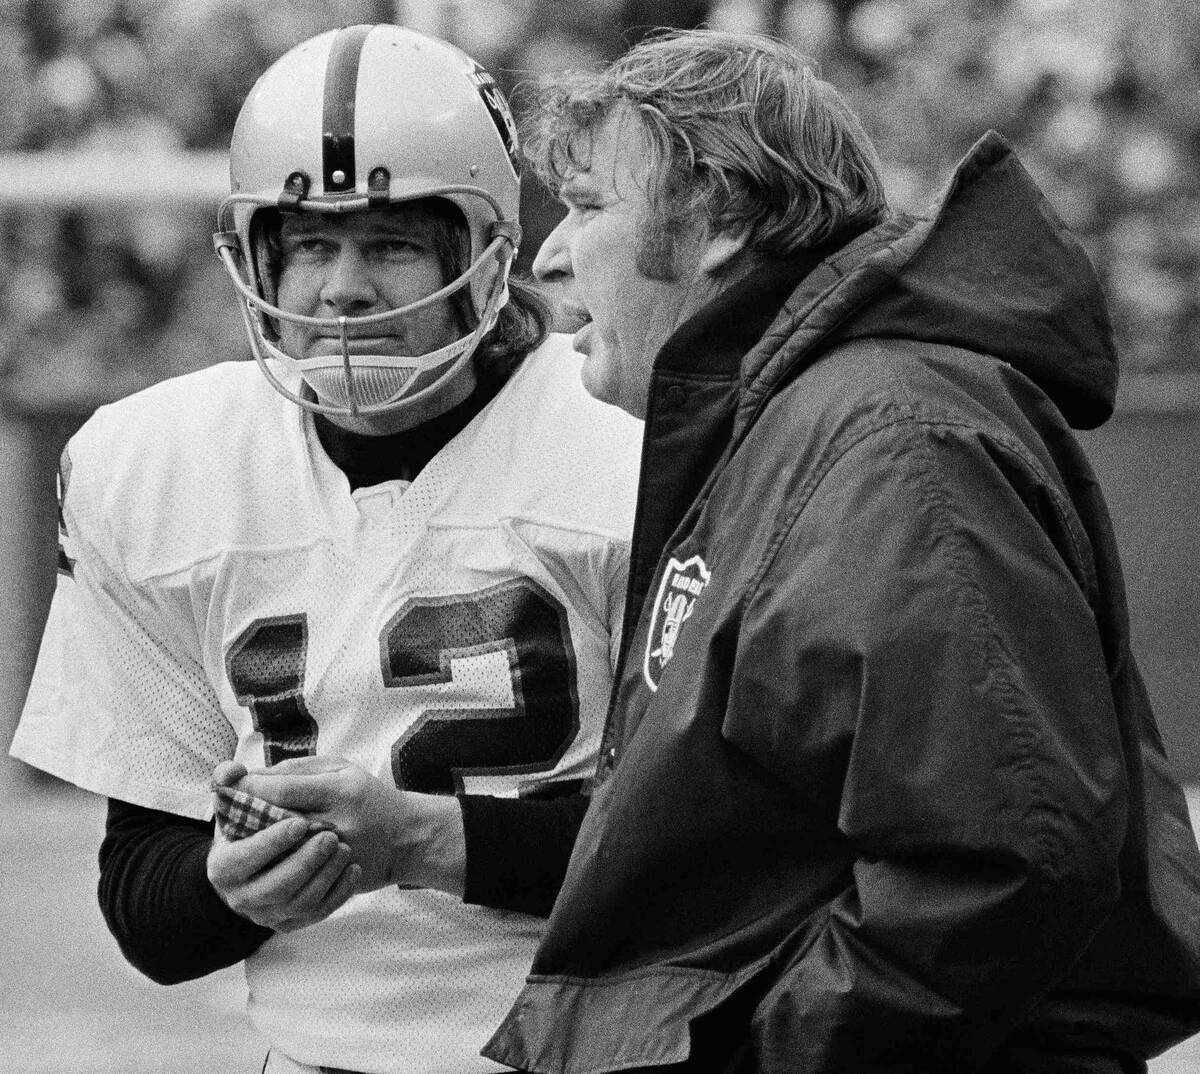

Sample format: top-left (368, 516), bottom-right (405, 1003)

top-left (643, 554), bottom-right (711, 692)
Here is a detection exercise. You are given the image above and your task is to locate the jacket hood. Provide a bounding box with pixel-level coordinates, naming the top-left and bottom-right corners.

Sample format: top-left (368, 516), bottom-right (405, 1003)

top-left (740, 131), bottom-right (1118, 431)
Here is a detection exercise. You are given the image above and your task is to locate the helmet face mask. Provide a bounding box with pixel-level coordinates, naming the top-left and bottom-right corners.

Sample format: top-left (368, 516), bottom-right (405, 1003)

top-left (213, 24), bottom-right (523, 425)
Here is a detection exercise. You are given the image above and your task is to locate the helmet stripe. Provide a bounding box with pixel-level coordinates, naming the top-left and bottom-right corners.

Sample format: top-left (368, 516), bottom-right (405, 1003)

top-left (322, 24), bottom-right (372, 193)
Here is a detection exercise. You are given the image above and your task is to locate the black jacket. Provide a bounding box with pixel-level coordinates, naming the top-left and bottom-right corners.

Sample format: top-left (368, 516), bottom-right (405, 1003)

top-left (485, 133), bottom-right (1200, 1073)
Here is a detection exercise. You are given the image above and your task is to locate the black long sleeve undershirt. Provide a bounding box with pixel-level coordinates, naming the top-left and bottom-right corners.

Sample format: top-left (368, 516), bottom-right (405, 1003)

top-left (460, 792), bottom-right (589, 917)
top-left (98, 377), bottom-right (588, 982)
top-left (100, 792), bottom-right (586, 982)
top-left (99, 799), bottom-right (272, 984)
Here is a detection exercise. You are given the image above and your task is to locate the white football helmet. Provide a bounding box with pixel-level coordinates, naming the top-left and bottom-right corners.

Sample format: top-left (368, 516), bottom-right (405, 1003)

top-left (213, 24), bottom-right (523, 423)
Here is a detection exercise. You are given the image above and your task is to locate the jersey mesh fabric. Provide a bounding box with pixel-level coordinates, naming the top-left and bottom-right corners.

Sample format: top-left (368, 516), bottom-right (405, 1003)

top-left (12, 338), bottom-right (642, 1073)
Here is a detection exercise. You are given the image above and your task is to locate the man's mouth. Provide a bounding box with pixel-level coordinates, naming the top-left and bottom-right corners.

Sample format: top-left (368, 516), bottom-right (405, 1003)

top-left (557, 301), bottom-right (592, 334)
top-left (571, 320), bottom-right (596, 356)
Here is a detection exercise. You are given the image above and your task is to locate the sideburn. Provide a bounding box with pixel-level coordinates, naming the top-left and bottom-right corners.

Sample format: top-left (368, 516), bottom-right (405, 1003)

top-left (634, 221), bottom-right (682, 281)
top-left (634, 159), bottom-right (697, 281)
top-left (634, 198), bottom-right (695, 282)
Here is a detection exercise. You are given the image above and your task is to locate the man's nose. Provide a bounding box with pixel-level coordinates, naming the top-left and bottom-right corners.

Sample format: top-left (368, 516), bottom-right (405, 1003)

top-left (320, 248), bottom-right (378, 311)
top-left (532, 217), bottom-right (572, 284)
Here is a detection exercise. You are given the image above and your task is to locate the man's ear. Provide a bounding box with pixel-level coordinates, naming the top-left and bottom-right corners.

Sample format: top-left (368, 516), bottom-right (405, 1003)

top-left (698, 228), bottom-right (750, 277)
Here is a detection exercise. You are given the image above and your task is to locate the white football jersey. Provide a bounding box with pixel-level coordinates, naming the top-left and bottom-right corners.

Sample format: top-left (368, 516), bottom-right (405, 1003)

top-left (12, 336), bottom-right (642, 1073)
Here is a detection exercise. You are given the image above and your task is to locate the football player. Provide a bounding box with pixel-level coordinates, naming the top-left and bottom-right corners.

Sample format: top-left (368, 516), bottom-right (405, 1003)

top-left (10, 25), bottom-right (640, 1074)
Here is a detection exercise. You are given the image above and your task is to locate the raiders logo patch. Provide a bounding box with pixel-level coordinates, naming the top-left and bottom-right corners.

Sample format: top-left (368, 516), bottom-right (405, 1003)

top-left (468, 63), bottom-right (521, 179)
top-left (643, 554), bottom-right (711, 692)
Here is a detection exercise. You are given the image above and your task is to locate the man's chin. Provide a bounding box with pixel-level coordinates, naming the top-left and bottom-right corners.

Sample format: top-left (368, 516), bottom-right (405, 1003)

top-left (578, 352), bottom-right (639, 417)
top-left (578, 351), bottom-right (610, 401)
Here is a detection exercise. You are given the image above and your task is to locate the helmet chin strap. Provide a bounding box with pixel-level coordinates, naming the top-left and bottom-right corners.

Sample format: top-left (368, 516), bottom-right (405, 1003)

top-left (244, 298), bottom-right (498, 424)
top-left (329, 315), bottom-right (485, 417)
top-left (296, 351), bottom-right (480, 432)
top-left (260, 317), bottom-right (488, 417)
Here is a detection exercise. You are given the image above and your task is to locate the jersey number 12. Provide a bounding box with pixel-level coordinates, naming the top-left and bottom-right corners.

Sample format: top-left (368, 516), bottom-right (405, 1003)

top-left (225, 578), bottom-right (580, 794)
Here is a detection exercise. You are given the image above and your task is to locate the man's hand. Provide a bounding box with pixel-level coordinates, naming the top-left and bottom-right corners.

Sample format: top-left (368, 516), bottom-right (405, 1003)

top-left (206, 811), bottom-right (360, 933)
top-left (217, 756), bottom-right (467, 896)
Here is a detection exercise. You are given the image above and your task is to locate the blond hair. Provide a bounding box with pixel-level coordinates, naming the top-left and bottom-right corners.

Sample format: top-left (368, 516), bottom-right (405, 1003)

top-left (523, 29), bottom-right (887, 276)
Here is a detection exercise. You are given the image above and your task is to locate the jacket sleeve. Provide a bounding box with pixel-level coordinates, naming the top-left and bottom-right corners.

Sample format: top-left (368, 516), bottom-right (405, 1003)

top-left (722, 418), bottom-right (1128, 1071)
top-left (99, 798), bottom-right (272, 984)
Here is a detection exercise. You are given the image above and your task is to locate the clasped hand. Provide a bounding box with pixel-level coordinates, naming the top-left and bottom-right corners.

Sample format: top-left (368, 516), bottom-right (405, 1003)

top-left (206, 756), bottom-right (465, 932)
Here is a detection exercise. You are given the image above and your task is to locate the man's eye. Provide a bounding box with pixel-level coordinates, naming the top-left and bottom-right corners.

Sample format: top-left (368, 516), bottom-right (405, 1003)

top-left (376, 239), bottom-right (425, 259)
top-left (283, 237), bottom-right (329, 260)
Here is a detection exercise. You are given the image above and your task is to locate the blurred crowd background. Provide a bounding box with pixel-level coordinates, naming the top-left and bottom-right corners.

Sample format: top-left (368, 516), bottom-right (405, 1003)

top-left (0, 0), bottom-right (1198, 781)
top-left (0, 0), bottom-right (1198, 413)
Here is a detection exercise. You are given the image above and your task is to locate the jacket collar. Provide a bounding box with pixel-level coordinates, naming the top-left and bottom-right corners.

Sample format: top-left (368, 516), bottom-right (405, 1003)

top-left (654, 225), bottom-right (875, 384)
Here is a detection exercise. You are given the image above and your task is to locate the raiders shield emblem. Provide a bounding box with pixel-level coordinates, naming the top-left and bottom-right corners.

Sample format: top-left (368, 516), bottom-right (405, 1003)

top-left (643, 554), bottom-right (711, 692)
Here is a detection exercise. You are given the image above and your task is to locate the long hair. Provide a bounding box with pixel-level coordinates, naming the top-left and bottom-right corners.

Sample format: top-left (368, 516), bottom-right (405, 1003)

top-left (475, 277), bottom-right (552, 387)
top-left (522, 29), bottom-right (888, 277)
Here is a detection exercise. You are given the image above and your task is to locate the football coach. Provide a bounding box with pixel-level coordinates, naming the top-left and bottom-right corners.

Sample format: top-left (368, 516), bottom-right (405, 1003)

top-left (480, 27), bottom-right (1200, 1074)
